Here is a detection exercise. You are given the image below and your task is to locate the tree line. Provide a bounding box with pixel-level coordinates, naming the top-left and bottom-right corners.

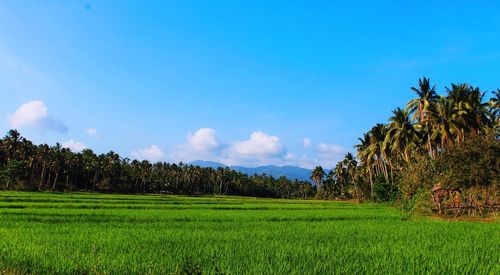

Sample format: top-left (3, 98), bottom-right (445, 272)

top-left (1, 77), bottom-right (498, 213)
top-left (0, 130), bottom-right (315, 199)
top-left (311, 78), bottom-right (499, 215)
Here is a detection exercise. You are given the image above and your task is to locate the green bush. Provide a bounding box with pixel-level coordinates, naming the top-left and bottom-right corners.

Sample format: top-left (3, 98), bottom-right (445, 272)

top-left (0, 160), bottom-right (24, 189)
top-left (435, 134), bottom-right (499, 190)
top-left (371, 174), bottom-right (397, 202)
top-left (397, 134), bottom-right (499, 216)
top-left (398, 155), bottom-right (437, 199)
top-left (400, 189), bottom-right (433, 215)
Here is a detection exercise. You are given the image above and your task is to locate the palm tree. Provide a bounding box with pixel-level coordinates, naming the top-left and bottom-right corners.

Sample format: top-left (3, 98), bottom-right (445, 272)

top-left (354, 132), bottom-right (374, 196)
top-left (446, 83), bottom-right (471, 142)
top-left (367, 124), bottom-right (389, 181)
top-left (37, 144), bottom-right (50, 190)
top-left (427, 96), bottom-right (462, 149)
top-left (140, 160), bottom-right (151, 193)
top-left (489, 90), bottom-right (500, 136)
top-left (342, 153), bottom-right (359, 198)
top-left (407, 77), bottom-right (439, 123)
top-left (311, 166), bottom-right (325, 199)
top-left (384, 108), bottom-right (421, 162)
top-left (333, 162), bottom-right (349, 198)
top-left (51, 143), bottom-right (63, 190)
top-left (63, 148), bottom-right (74, 188)
top-left (407, 77), bottom-right (439, 157)
top-left (465, 86), bottom-right (490, 135)
top-left (82, 149), bottom-right (96, 191)
top-left (3, 130), bottom-right (22, 161)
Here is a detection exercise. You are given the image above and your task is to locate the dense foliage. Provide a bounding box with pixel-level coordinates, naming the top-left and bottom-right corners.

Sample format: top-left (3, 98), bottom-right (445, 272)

top-left (1, 192), bottom-right (498, 274)
top-left (0, 130), bottom-right (314, 199)
top-left (312, 78), bottom-right (499, 215)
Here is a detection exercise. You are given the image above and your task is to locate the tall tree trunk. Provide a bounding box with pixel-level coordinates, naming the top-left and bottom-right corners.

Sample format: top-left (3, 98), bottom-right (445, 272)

top-left (29, 166), bottom-right (35, 186)
top-left (374, 159), bottom-right (381, 176)
top-left (389, 159), bottom-right (394, 187)
top-left (382, 160), bottom-right (389, 183)
top-left (52, 168), bottom-right (59, 190)
top-left (39, 161), bottom-right (46, 190)
top-left (368, 168), bottom-right (374, 198)
top-left (315, 181), bottom-right (322, 199)
top-left (47, 168), bottom-right (52, 189)
top-left (65, 172), bottom-right (70, 189)
top-left (224, 178), bottom-right (230, 194)
top-left (93, 170), bottom-right (98, 191)
top-left (428, 138), bottom-right (434, 158)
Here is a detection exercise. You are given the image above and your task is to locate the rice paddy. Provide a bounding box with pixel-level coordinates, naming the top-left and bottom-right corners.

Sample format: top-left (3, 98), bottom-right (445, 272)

top-left (0, 191), bottom-right (498, 274)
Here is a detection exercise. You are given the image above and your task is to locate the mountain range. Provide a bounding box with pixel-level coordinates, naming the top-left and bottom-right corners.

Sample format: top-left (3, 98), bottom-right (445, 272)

top-left (188, 160), bottom-right (315, 182)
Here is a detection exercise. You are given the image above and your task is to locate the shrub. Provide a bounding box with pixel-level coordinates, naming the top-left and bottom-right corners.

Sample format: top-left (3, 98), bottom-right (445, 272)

top-left (369, 174), bottom-right (395, 202)
top-left (398, 155), bottom-right (437, 199)
top-left (435, 134), bottom-right (499, 190)
top-left (400, 189), bottom-right (433, 215)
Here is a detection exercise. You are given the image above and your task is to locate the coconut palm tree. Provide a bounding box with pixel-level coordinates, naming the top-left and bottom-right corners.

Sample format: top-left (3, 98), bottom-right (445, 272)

top-left (342, 153), bottom-right (359, 198)
top-left (333, 162), bottom-right (347, 198)
top-left (489, 90), bottom-right (500, 136)
top-left (311, 166), bottom-right (325, 199)
top-left (446, 83), bottom-right (471, 142)
top-left (427, 96), bottom-right (462, 149)
top-left (384, 108), bottom-right (421, 162)
top-left (407, 77), bottom-right (439, 123)
top-left (367, 124), bottom-right (389, 181)
top-left (354, 132), bottom-right (374, 196)
top-left (407, 77), bottom-right (439, 157)
top-left (37, 144), bottom-right (50, 190)
top-left (464, 86), bottom-right (490, 135)
top-left (51, 143), bottom-right (63, 190)
top-left (3, 130), bottom-right (22, 161)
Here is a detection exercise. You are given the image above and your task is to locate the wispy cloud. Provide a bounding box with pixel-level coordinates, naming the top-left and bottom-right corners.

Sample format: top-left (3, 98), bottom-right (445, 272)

top-left (0, 45), bottom-right (52, 95)
top-left (303, 138), bottom-right (312, 148)
top-left (85, 128), bottom-right (99, 138)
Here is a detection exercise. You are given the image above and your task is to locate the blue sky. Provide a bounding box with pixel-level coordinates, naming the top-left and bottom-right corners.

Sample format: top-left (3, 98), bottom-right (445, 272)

top-left (1, 1), bottom-right (500, 168)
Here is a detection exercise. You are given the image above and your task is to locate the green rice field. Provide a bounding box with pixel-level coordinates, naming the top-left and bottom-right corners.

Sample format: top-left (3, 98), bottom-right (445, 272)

top-left (0, 191), bottom-right (498, 274)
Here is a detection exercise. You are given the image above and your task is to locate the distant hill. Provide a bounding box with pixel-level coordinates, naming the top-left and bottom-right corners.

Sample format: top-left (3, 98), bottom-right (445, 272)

top-left (188, 160), bottom-right (227, 169)
top-left (188, 160), bottom-right (315, 182)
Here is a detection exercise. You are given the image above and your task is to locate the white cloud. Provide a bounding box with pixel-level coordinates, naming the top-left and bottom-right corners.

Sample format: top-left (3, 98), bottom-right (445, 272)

top-left (139, 128), bottom-right (347, 169)
top-left (232, 131), bottom-right (285, 157)
top-left (85, 128), bottom-right (98, 138)
top-left (132, 145), bottom-right (166, 162)
top-left (9, 100), bottom-right (67, 133)
top-left (170, 128), bottom-right (223, 162)
top-left (303, 138), bottom-right (312, 148)
top-left (223, 131), bottom-right (288, 166)
top-left (170, 130), bottom-right (288, 166)
top-left (186, 128), bottom-right (220, 152)
top-left (62, 140), bottom-right (87, 153)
